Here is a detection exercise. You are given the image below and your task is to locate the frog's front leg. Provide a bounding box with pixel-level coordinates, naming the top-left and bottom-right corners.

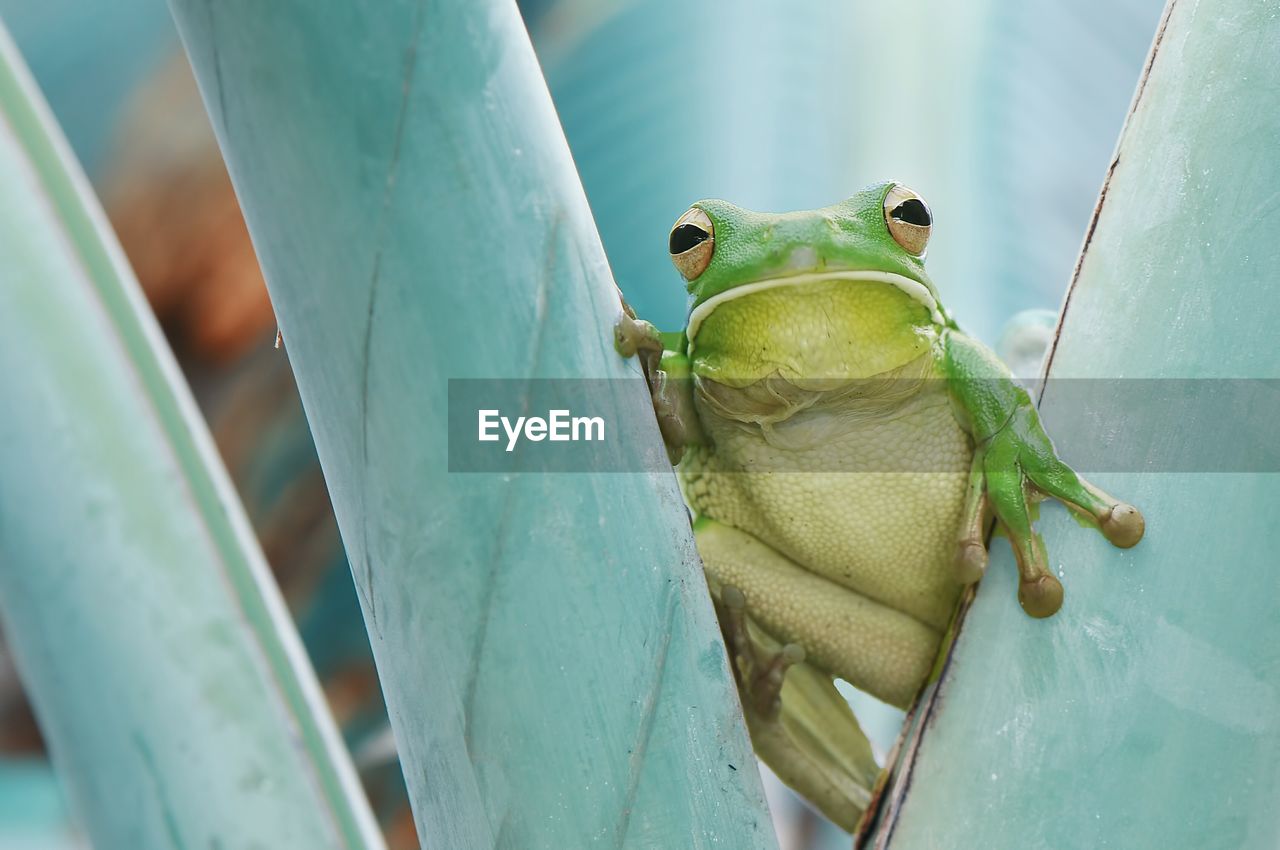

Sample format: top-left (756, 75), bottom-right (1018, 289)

top-left (614, 295), bottom-right (703, 462)
top-left (613, 292), bottom-right (663, 360)
top-left (945, 330), bottom-right (1145, 617)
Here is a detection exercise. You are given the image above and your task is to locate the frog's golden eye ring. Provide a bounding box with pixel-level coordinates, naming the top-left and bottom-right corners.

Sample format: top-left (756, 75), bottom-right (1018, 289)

top-left (669, 207), bottom-right (715, 280)
top-left (883, 184), bottom-right (932, 257)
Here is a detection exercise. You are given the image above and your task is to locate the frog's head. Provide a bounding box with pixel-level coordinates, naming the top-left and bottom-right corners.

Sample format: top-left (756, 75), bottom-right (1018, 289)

top-left (671, 182), bottom-right (947, 385)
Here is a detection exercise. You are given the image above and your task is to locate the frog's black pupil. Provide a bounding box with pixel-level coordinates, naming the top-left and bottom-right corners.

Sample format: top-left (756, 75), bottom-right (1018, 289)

top-left (891, 198), bottom-right (932, 227)
top-left (669, 223), bottom-right (710, 255)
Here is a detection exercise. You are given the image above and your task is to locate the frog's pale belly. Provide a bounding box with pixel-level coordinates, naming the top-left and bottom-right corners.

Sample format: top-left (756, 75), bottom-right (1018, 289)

top-left (681, 365), bottom-right (972, 633)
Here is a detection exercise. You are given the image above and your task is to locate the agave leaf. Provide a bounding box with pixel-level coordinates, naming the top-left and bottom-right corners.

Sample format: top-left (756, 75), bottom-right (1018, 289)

top-left (878, 3), bottom-right (1280, 847)
top-left (165, 0), bottom-right (776, 846)
top-left (0, 23), bottom-right (382, 850)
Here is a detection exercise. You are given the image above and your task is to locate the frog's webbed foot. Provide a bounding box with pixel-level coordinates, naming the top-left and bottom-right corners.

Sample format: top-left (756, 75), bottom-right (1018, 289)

top-left (953, 405), bottom-right (1145, 618)
top-left (717, 586), bottom-right (806, 720)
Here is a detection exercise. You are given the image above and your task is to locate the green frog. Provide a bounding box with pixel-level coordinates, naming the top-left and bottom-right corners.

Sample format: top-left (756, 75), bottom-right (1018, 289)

top-left (615, 182), bottom-right (1144, 832)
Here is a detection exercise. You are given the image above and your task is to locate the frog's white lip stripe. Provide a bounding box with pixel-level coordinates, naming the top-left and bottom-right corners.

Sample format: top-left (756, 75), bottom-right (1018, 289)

top-left (686, 271), bottom-right (943, 344)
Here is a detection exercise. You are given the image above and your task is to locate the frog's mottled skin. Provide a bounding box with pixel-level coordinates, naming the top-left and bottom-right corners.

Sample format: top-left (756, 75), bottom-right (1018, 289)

top-left (616, 182), bottom-right (1144, 832)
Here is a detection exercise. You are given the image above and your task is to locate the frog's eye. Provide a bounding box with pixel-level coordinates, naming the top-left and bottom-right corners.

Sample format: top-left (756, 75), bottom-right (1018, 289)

top-left (669, 207), bottom-right (715, 280)
top-left (883, 185), bottom-right (932, 257)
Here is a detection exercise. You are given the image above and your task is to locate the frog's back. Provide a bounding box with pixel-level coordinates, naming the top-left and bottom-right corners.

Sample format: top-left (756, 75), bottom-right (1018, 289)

top-left (681, 353), bottom-right (971, 631)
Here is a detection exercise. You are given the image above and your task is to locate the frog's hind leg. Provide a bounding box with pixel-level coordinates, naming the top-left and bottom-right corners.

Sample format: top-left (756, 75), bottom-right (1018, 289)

top-left (694, 518), bottom-right (941, 709)
top-left (696, 519), bottom-right (938, 833)
top-left (713, 586), bottom-right (879, 833)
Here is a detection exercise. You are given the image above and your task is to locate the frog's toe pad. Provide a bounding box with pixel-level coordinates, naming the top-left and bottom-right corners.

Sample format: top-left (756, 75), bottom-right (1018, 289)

top-left (1101, 503), bottom-right (1145, 549)
top-left (1018, 574), bottom-right (1064, 618)
top-left (722, 585), bottom-right (747, 612)
top-left (614, 321), bottom-right (640, 357)
top-left (954, 541), bottom-right (988, 585)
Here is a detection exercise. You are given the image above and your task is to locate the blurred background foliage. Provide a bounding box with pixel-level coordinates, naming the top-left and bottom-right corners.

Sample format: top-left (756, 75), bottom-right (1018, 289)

top-left (0, 1), bottom-right (1164, 848)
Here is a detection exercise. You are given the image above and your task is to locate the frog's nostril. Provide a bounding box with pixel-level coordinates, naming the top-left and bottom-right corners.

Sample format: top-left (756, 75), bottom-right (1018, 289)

top-left (787, 246), bottom-right (818, 270)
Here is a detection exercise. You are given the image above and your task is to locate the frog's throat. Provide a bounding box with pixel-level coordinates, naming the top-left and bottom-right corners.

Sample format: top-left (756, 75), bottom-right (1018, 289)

top-left (686, 271), bottom-right (943, 349)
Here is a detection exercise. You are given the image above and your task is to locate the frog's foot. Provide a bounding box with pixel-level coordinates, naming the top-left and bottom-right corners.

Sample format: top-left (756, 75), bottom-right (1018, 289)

top-left (613, 294), bottom-right (664, 359)
top-left (965, 406), bottom-right (1145, 618)
top-left (717, 585), bottom-right (806, 720)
